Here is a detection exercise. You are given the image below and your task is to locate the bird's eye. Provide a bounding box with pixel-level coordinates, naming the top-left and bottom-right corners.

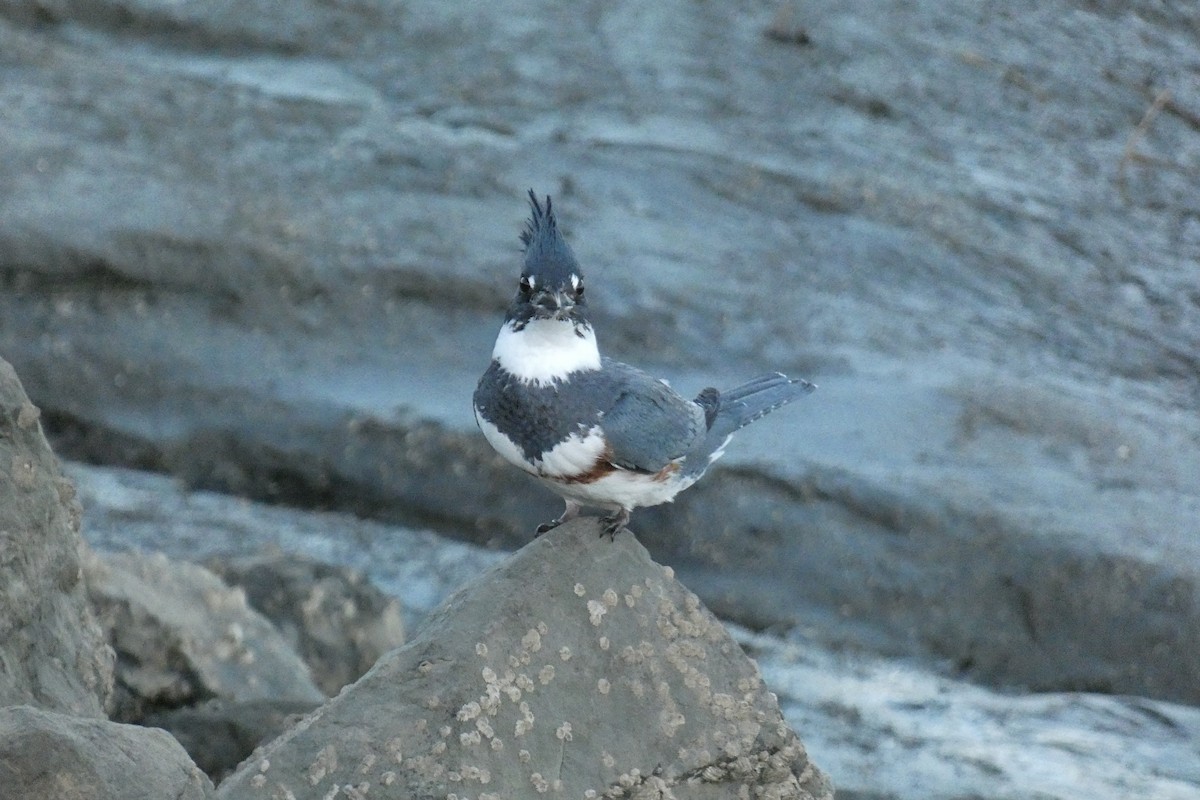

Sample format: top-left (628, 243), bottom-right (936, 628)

top-left (518, 276), bottom-right (532, 295)
top-left (575, 284), bottom-right (584, 297)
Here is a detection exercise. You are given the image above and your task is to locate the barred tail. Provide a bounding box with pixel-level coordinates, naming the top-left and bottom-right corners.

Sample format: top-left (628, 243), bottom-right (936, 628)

top-left (685, 373), bottom-right (815, 474)
top-left (714, 372), bottom-right (815, 435)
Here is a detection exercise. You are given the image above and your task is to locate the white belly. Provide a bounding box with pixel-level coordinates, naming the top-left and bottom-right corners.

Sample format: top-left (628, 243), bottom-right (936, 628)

top-left (541, 468), bottom-right (700, 512)
top-left (475, 409), bottom-right (538, 475)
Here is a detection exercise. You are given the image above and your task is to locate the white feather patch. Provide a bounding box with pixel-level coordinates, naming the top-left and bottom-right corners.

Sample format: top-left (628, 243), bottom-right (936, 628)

top-left (475, 411), bottom-right (608, 480)
top-left (543, 467), bottom-right (700, 512)
top-left (707, 434), bottom-right (734, 463)
top-left (475, 409), bottom-right (536, 475)
top-left (537, 426), bottom-right (607, 477)
top-left (492, 319), bottom-right (600, 385)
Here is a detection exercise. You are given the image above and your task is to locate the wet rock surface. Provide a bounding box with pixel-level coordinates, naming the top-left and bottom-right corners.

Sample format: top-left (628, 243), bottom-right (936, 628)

top-left (747, 626), bottom-right (1200, 800)
top-left (204, 552), bottom-right (406, 696)
top-left (73, 463), bottom-right (507, 633)
top-left (217, 518), bottom-right (833, 800)
top-left (0, 704), bottom-right (215, 800)
top-left (0, 357), bottom-right (113, 717)
top-left (84, 550), bottom-right (325, 722)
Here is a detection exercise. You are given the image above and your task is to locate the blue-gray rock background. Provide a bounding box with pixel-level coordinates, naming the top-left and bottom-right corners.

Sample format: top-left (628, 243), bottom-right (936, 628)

top-left (2, 1), bottom-right (1198, 797)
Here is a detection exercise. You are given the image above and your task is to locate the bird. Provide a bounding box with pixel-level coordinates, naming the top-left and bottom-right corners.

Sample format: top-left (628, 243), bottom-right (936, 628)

top-left (473, 190), bottom-right (815, 539)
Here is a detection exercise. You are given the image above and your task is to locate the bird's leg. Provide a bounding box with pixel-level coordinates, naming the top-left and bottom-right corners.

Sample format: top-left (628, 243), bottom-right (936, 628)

top-left (535, 500), bottom-right (581, 536)
top-left (599, 507), bottom-right (630, 540)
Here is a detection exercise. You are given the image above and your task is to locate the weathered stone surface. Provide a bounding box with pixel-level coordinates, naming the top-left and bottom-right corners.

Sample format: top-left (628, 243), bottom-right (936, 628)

top-left (84, 550), bottom-right (325, 722)
top-left (73, 461), bottom-right (1200, 799)
top-left (205, 551), bottom-right (406, 696)
top-left (73, 463), bottom-right (505, 633)
top-left (745, 626), bottom-right (1200, 800)
top-left (4, 0), bottom-right (1200, 794)
top-left (0, 704), bottom-right (214, 800)
top-left (2, 0), bottom-right (1199, 711)
top-left (0, 356), bottom-right (113, 716)
top-left (218, 519), bottom-right (832, 799)
top-left (145, 699), bottom-right (319, 784)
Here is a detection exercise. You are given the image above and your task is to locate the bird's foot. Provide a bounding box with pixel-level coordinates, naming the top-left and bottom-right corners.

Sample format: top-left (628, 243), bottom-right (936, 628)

top-left (598, 508), bottom-right (630, 540)
top-left (534, 501), bottom-right (581, 537)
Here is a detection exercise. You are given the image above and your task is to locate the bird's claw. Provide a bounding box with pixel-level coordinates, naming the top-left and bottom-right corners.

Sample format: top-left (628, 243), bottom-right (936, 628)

top-left (535, 506), bottom-right (627, 540)
top-left (599, 509), bottom-right (630, 540)
top-left (534, 501), bottom-right (581, 538)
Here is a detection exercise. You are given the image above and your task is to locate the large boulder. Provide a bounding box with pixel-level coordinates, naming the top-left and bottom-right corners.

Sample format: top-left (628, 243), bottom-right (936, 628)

top-left (0, 704), bottom-right (213, 800)
top-left (205, 551), bottom-right (406, 696)
top-left (0, 356), bottom-right (113, 716)
top-left (84, 550), bottom-right (325, 722)
top-left (145, 698), bottom-right (320, 784)
top-left (218, 519), bottom-right (832, 799)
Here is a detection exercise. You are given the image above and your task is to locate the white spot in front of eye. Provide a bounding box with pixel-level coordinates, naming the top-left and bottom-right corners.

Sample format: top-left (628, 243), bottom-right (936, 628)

top-left (570, 274), bottom-right (580, 290)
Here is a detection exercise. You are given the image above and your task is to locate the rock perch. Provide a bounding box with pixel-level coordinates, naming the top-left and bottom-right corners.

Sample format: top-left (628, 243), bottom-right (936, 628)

top-left (218, 519), bottom-right (832, 799)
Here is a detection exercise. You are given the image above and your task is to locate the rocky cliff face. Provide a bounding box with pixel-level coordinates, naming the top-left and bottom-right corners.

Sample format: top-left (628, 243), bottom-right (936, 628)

top-left (1, 0), bottom-right (1197, 712)
top-left (1, 0), bottom-right (1198, 797)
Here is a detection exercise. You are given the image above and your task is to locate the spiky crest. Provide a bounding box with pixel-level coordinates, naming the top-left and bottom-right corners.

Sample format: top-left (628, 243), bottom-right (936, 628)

top-left (518, 189), bottom-right (582, 286)
top-left (520, 189), bottom-right (554, 249)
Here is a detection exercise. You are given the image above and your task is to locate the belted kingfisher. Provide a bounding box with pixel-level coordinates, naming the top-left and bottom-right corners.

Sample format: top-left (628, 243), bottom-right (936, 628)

top-left (473, 190), bottom-right (815, 538)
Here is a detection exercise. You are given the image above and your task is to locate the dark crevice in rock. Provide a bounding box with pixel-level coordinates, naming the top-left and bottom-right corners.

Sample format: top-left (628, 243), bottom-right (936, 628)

top-left (0, 1), bottom-right (310, 58)
top-left (43, 409), bottom-right (170, 474)
top-left (43, 410), bottom-right (474, 536)
top-left (109, 651), bottom-right (216, 724)
top-left (371, 264), bottom-right (507, 312)
top-left (0, 261), bottom-right (244, 311)
top-left (0, 259), bottom-right (156, 293)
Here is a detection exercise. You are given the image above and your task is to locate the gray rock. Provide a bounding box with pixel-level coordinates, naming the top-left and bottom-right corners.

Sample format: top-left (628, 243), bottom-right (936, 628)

top-left (71, 462), bottom-right (506, 632)
top-left (217, 519), bottom-right (832, 800)
top-left (72, 461), bottom-right (1200, 799)
top-left (2, 0), bottom-right (1199, 710)
top-left (0, 356), bottom-right (113, 716)
top-left (84, 550), bottom-right (325, 722)
top-left (205, 551), bottom-right (406, 696)
top-left (144, 699), bottom-right (320, 784)
top-left (0, 704), bottom-right (214, 800)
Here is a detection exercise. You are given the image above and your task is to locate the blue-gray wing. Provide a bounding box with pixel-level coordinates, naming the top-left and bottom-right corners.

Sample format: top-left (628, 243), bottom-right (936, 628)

top-left (597, 359), bottom-right (706, 472)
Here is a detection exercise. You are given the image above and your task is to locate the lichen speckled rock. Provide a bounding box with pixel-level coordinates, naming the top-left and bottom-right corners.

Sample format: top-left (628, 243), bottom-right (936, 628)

top-left (0, 704), bottom-right (214, 800)
top-left (217, 519), bottom-right (832, 799)
top-left (205, 551), bottom-right (406, 696)
top-left (0, 356), bottom-right (113, 716)
top-left (85, 550), bottom-right (325, 722)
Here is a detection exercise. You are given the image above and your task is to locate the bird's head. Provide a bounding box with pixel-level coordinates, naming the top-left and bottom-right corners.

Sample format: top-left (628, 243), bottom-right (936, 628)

top-left (507, 190), bottom-right (588, 330)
